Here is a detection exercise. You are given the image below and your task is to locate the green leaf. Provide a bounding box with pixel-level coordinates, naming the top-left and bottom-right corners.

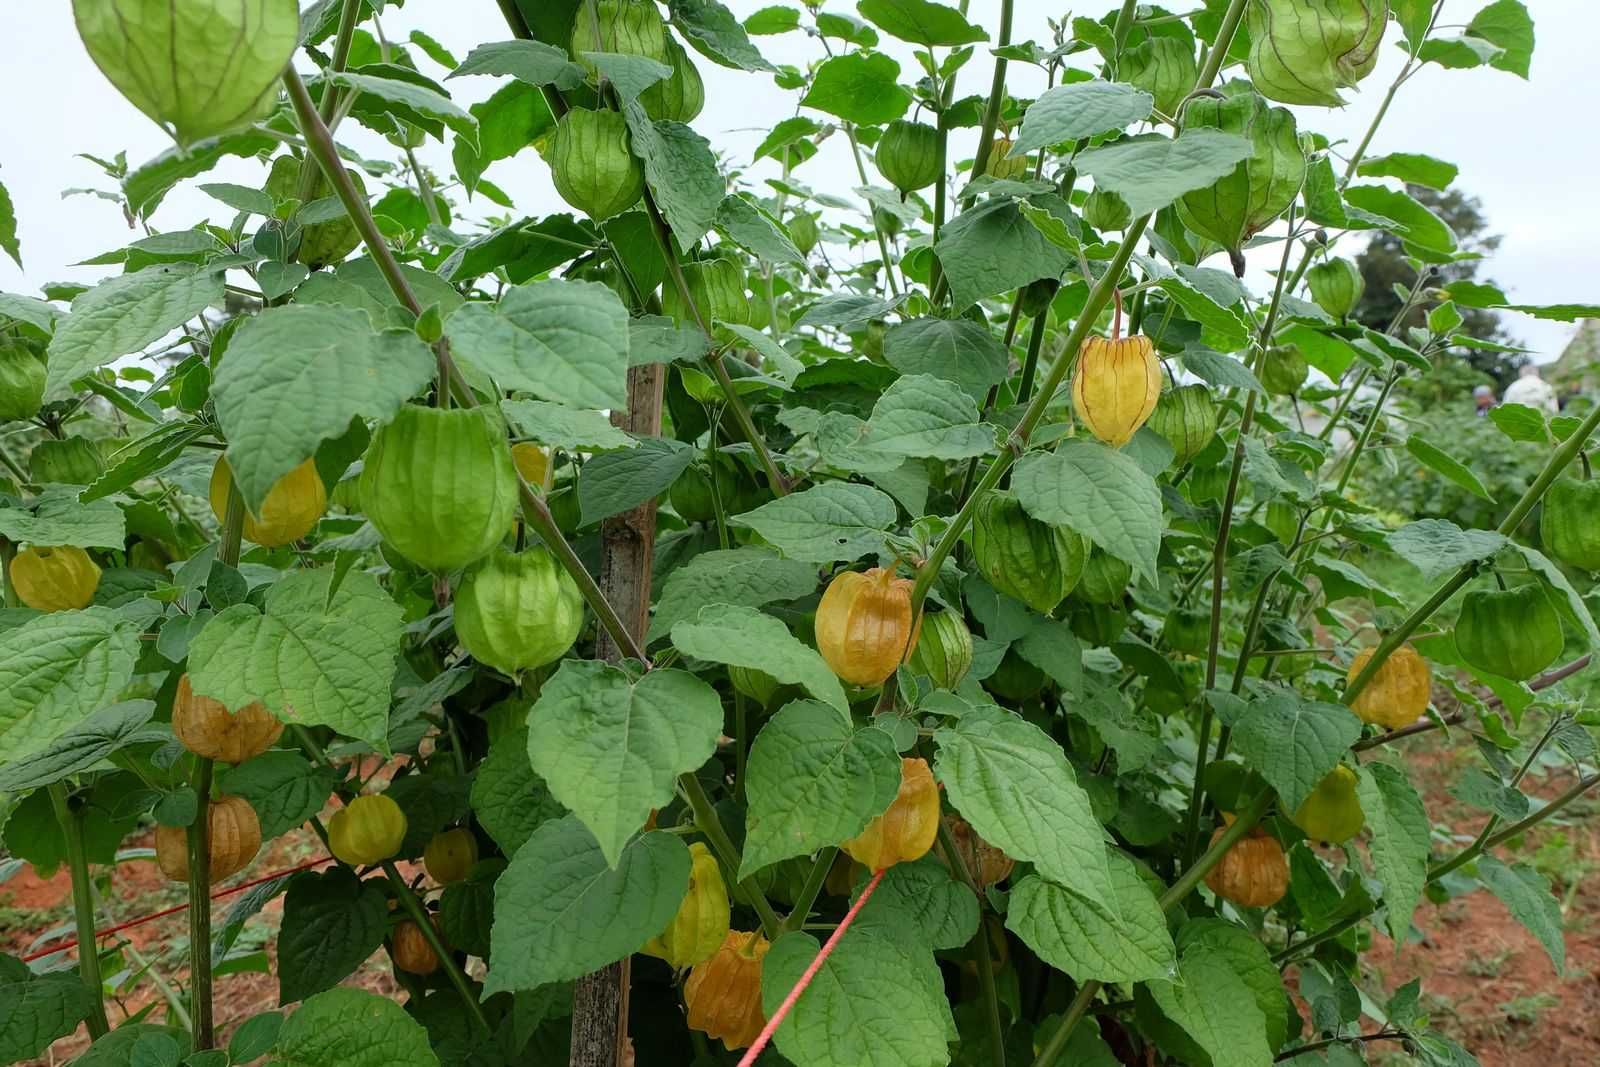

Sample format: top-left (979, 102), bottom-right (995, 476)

top-left (933, 706), bottom-right (1117, 918)
top-left (71, 1025), bottom-right (191, 1067)
top-left (1449, 767), bottom-right (1529, 822)
top-left (0, 955), bottom-right (95, 1063)
top-left (715, 194), bottom-right (805, 266)
top-left (526, 661), bottom-right (722, 866)
top-left (0, 488), bottom-right (126, 549)
top-left (1356, 152), bottom-right (1458, 191)
top-left (1487, 402), bottom-right (1548, 443)
top-left (445, 279), bottom-right (630, 410)
top-left (1008, 850), bottom-right (1176, 984)
top-left (881, 318), bottom-right (1010, 406)
top-left (1011, 441), bottom-right (1162, 584)
top-left (1467, 0), bottom-right (1535, 77)
top-left (1406, 435), bottom-right (1494, 502)
top-left (1506, 542), bottom-right (1600, 649)
top-left (1343, 185), bottom-right (1457, 257)
top-left (795, 292), bottom-right (904, 332)
top-left (1385, 519), bottom-right (1507, 581)
top-left (1498, 303), bottom-right (1600, 322)
top-left (673, 605), bottom-right (849, 714)
top-left (864, 374), bottom-right (996, 460)
top-left (763, 927), bottom-right (952, 1067)
top-left (449, 39), bottom-right (587, 89)
top-left (1230, 694), bottom-right (1363, 813)
top-left (44, 264), bottom-right (221, 399)
top-left (454, 81), bottom-right (556, 196)
top-left (272, 986), bottom-right (439, 1066)
top-left (1011, 81), bottom-right (1153, 155)
top-left (581, 51), bottom-right (673, 106)
top-left (1158, 277), bottom-right (1251, 350)
top-left (1074, 130), bottom-right (1253, 216)
top-left (277, 868), bottom-right (389, 1005)
top-left (0, 608), bottom-right (142, 765)
top-left (746, 6), bottom-right (801, 35)
top-left (934, 197), bottom-right (1074, 310)
top-left (124, 132), bottom-right (277, 219)
top-left (577, 437), bottom-right (695, 526)
top-left (211, 305), bottom-right (435, 513)
top-left (0, 180), bottom-right (21, 268)
top-left (0, 701), bottom-right (154, 792)
top-left (1178, 919), bottom-right (1290, 1050)
top-left (471, 729), bottom-right (564, 854)
top-left (218, 752), bottom-right (337, 840)
top-left (730, 482), bottom-right (897, 563)
top-left (625, 110), bottom-right (726, 253)
top-left (299, 258), bottom-right (464, 325)
top-left (1146, 943), bottom-right (1274, 1067)
top-left (187, 570), bottom-right (403, 753)
top-left (671, 0), bottom-right (777, 72)
top-left (328, 71), bottom-right (478, 149)
top-left (0, 291), bottom-right (63, 333)
top-left (739, 700), bottom-right (902, 877)
top-left (856, 0), bottom-right (986, 46)
top-left (1477, 854), bottom-right (1564, 973)
top-left (1358, 761), bottom-right (1431, 940)
top-left (501, 398), bottom-right (636, 452)
top-left (853, 854), bottom-right (979, 951)
top-left (485, 816), bottom-right (690, 992)
top-left (648, 547), bottom-right (818, 644)
top-left (801, 52), bottom-right (912, 125)
top-left (1015, 617), bottom-right (1084, 700)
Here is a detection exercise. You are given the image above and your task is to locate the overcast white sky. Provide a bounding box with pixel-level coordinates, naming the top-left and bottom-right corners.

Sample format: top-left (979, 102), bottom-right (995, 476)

top-left (0, 2), bottom-right (1589, 361)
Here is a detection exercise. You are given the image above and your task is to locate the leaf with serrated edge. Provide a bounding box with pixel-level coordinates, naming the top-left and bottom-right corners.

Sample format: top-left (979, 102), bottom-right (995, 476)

top-left (212, 305), bottom-right (435, 512)
top-left (272, 986), bottom-right (439, 1067)
top-left (674, 605), bottom-right (848, 714)
top-left (1008, 850), bottom-right (1174, 984)
top-left (1229, 694), bottom-right (1363, 812)
top-left (934, 705), bottom-right (1117, 918)
top-left (484, 816), bottom-right (689, 992)
top-left (739, 700), bottom-right (901, 878)
top-left (186, 570), bottom-right (403, 754)
top-left (526, 661), bottom-right (721, 866)
top-left (1012, 441), bottom-right (1162, 583)
top-left (0, 608), bottom-right (142, 766)
top-left (730, 482), bottom-right (897, 563)
top-left (1358, 761), bottom-right (1430, 940)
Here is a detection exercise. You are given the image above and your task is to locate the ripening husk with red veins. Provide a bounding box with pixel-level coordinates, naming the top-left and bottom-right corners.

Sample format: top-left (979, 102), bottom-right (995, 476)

top-left (684, 930), bottom-right (770, 1051)
top-left (173, 673), bottom-right (282, 764)
top-left (1071, 335), bottom-right (1161, 447)
top-left (842, 757), bottom-right (940, 871)
top-left (1204, 816), bottom-right (1288, 908)
top-left (155, 795), bottom-right (261, 883)
top-left (1346, 643), bottom-right (1431, 730)
top-left (815, 567), bottom-right (920, 686)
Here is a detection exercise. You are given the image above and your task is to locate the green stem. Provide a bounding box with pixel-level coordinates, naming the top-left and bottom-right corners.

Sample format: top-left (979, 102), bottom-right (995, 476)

top-left (1344, 397), bottom-right (1600, 706)
top-left (284, 66), bottom-right (648, 664)
top-left (935, 819), bottom-right (1004, 1066)
top-left (1013, 303), bottom-right (1051, 407)
top-left (1334, 367), bottom-right (1402, 496)
top-left (49, 785), bottom-right (111, 1039)
top-left (783, 846), bottom-right (838, 934)
top-left (294, 0), bottom-right (362, 204)
top-left (381, 860), bottom-right (491, 1032)
top-left (1034, 789), bottom-right (1274, 1066)
top-left (966, 0), bottom-right (1015, 190)
top-left (1276, 1030), bottom-right (1408, 1062)
top-left (679, 774), bottom-right (782, 938)
top-left (0, 539), bottom-right (17, 608)
top-left (186, 756), bottom-right (216, 1049)
top-left (843, 125), bottom-right (903, 297)
top-left (404, 147), bottom-right (442, 227)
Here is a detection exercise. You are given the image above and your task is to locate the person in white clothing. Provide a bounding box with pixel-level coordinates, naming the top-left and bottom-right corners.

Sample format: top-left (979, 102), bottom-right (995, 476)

top-left (1502, 363), bottom-right (1559, 414)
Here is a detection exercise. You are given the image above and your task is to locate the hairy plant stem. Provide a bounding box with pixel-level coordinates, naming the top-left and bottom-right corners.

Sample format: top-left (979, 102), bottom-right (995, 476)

top-left (1033, 789), bottom-right (1275, 1067)
top-left (49, 785), bottom-right (111, 1039)
top-left (284, 65), bottom-right (648, 663)
top-left (1275, 1029), bottom-right (1408, 1062)
top-left (679, 774), bottom-right (782, 938)
top-left (382, 860), bottom-right (491, 1032)
top-left (293, 0), bottom-right (362, 204)
top-left (1345, 397), bottom-right (1600, 706)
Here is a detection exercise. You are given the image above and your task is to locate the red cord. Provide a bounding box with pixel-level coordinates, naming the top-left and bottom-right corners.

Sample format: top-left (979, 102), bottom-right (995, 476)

top-left (736, 866), bottom-right (886, 1067)
top-left (21, 856), bottom-right (334, 963)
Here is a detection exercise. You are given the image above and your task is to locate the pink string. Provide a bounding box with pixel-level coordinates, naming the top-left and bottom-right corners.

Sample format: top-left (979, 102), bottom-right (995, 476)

top-left (736, 866), bottom-right (887, 1067)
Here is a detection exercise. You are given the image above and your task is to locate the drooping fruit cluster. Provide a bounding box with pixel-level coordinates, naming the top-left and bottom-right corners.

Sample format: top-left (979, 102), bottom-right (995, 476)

top-left (73, 0), bottom-right (298, 145)
top-left (1204, 815), bottom-right (1288, 908)
top-left (684, 930), bottom-right (771, 1051)
top-left (155, 795), bottom-right (262, 883)
top-left (454, 547), bottom-right (584, 677)
top-left (1455, 583), bottom-right (1564, 681)
top-left (210, 456), bottom-right (327, 548)
top-left (815, 567), bottom-right (919, 687)
top-left (10, 545), bottom-right (100, 611)
top-left (642, 842), bottom-right (730, 968)
top-left (842, 757), bottom-right (940, 871)
top-left (327, 794), bottom-right (408, 867)
top-left (360, 405), bottom-right (519, 573)
top-left (172, 674), bottom-right (283, 764)
top-left (1346, 643), bottom-right (1432, 729)
top-left (971, 491), bottom-right (1087, 614)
